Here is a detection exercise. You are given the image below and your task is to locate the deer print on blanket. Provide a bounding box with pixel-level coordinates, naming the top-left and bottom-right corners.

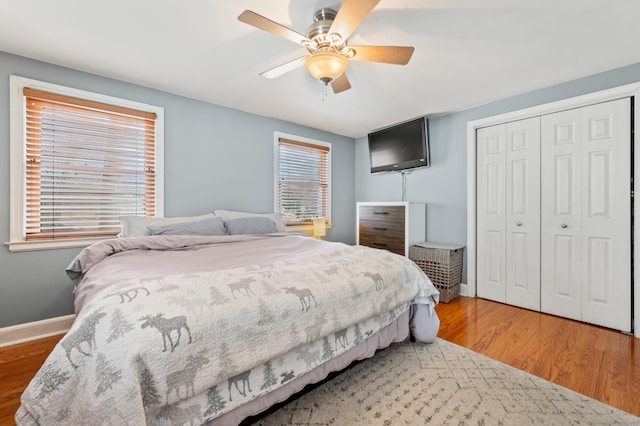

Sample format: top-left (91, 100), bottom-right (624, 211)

top-left (284, 287), bottom-right (317, 311)
top-left (334, 328), bottom-right (349, 350)
top-left (296, 347), bottom-right (321, 369)
top-left (139, 313), bottom-right (192, 352)
top-left (108, 286), bottom-right (150, 303)
top-left (364, 271), bottom-right (385, 290)
top-left (166, 351), bottom-right (210, 403)
top-left (228, 277), bottom-right (255, 298)
top-left (228, 370), bottom-right (252, 401)
top-left (61, 311), bottom-right (106, 368)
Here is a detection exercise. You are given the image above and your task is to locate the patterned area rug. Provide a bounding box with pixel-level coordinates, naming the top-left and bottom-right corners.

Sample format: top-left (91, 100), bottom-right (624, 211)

top-left (257, 338), bottom-right (639, 425)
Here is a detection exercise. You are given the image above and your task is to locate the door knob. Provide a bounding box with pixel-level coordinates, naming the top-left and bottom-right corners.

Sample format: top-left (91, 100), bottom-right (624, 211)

top-left (516, 222), bottom-right (522, 226)
top-left (561, 224), bottom-right (568, 229)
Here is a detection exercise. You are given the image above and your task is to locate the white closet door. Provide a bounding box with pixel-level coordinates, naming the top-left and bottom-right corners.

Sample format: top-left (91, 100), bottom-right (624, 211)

top-left (477, 125), bottom-right (507, 303)
top-left (541, 108), bottom-right (583, 321)
top-left (541, 98), bottom-right (631, 331)
top-left (505, 117), bottom-right (541, 310)
top-left (580, 99), bottom-right (631, 331)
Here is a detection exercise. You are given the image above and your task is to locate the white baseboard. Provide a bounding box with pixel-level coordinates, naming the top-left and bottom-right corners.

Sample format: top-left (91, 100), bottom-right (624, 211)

top-left (459, 283), bottom-right (469, 297)
top-left (0, 314), bottom-right (75, 348)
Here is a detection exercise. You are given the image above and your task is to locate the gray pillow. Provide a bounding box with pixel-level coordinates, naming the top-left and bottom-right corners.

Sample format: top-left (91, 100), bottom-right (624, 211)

top-left (148, 216), bottom-right (228, 236)
top-left (225, 217), bottom-right (278, 235)
top-left (119, 213), bottom-right (215, 237)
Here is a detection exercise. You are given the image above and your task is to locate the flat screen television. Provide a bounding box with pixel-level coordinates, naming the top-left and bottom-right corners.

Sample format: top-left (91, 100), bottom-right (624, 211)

top-left (368, 117), bottom-right (430, 173)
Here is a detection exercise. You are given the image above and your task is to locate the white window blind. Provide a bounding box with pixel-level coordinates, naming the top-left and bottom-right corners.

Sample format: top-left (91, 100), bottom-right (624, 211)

top-left (23, 87), bottom-right (157, 240)
top-left (277, 137), bottom-right (330, 225)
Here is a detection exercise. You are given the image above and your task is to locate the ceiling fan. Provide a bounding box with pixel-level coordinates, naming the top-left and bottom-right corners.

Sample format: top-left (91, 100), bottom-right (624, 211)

top-left (238, 0), bottom-right (414, 94)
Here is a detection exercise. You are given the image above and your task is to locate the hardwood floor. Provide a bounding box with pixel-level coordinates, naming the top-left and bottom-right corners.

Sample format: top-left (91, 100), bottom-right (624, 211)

top-left (0, 334), bottom-right (63, 426)
top-left (435, 296), bottom-right (640, 417)
top-left (0, 297), bottom-right (637, 425)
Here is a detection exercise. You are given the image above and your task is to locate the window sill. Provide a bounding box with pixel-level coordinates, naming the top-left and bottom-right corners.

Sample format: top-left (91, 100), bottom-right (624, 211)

top-left (7, 236), bottom-right (114, 252)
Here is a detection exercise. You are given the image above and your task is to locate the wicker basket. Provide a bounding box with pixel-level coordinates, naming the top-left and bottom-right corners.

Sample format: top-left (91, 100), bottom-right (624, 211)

top-left (409, 243), bottom-right (464, 303)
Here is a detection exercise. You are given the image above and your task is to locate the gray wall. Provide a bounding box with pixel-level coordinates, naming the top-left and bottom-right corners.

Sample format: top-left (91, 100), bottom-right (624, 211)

top-left (0, 51), bottom-right (355, 328)
top-left (356, 61), bottom-right (640, 285)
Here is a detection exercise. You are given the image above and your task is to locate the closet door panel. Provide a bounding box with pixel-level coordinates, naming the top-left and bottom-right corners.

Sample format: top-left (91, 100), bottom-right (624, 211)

top-left (580, 99), bottom-right (631, 331)
top-left (477, 125), bottom-right (506, 303)
top-left (541, 109), bottom-right (582, 321)
top-left (505, 117), bottom-right (540, 310)
top-left (541, 98), bottom-right (631, 331)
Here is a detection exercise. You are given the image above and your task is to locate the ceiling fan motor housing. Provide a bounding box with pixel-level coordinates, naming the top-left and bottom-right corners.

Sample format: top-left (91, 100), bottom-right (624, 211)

top-left (306, 8), bottom-right (345, 51)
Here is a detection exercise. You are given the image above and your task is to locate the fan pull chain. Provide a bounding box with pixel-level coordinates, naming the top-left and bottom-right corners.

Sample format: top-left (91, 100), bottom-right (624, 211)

top-left (322, 82), bottom-right (328, 101)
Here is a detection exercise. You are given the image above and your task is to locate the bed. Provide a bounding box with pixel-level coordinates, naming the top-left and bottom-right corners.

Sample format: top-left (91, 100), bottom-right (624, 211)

top-left (16, 214), bottom-right (440, 425)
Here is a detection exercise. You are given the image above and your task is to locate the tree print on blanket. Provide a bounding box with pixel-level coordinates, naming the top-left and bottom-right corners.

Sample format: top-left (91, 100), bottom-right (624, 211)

top-left (204, 385), bottom-right (226, 417)
top-left (94, 353), bottom-right (122, 397)
top-left (167, 294), bottom-right (210, 320)
top-left (260, 280), bottom-right (280, 296)
top-left (34, 364), bottom-right (71, 399)
top-left (304, 314), bottom-right (327, 342)
top-left (216, 342), bottom-right (238, 381)
top-left (139, 313), bottom-right (192, 352)
top-left (107, 308), bottom-right (134, 343)
top-left (353, 323), bottom-right (364, 346)
top-left (261, 361), bottom-right (278, 391)
top-left (257, 299), bottom-right (276, 326)
top-left (139, 361), bottom-right (161, 407)
top-left (210, 285), bottom-right (231, 305)
top-left (322, 336), bottom-right (335, 361)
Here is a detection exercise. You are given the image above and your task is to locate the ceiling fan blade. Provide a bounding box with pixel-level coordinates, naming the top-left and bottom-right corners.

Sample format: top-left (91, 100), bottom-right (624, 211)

top-left (238, 10), bottom-right (311, 46)
top-left (260, 57), bottom-right (307, 79)
top-left (329, 0), bottom-right (380, 40)
top-left (349, 45), bottom-right (415, 65)
top-left (331, 73), bottom-right (351, 94)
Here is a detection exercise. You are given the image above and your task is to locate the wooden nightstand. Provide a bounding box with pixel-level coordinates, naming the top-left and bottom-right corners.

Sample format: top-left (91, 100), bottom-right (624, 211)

top-left (356, 202), bottom-right (426, 257)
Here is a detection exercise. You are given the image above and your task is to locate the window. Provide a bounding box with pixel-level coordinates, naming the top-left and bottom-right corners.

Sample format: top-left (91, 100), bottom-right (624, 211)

top-left (9, 76), bottom-right (164, 251)
top-left (275, 133), bottom-right (331, 226)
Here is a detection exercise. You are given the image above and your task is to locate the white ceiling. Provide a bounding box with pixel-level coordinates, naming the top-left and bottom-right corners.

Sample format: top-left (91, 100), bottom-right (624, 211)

top-left (1, 0), bottom-right (639, 138)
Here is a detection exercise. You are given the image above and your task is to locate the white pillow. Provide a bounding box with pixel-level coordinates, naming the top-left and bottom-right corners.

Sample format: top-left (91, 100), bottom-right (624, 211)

top-left (213, 209), bottom-right (286, 232)
top-left (119, 213), bottom-right (216, 237)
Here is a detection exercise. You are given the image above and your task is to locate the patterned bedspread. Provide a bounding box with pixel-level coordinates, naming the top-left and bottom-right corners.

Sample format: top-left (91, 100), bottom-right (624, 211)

top-left (16, 234), bottom-right (438, 425)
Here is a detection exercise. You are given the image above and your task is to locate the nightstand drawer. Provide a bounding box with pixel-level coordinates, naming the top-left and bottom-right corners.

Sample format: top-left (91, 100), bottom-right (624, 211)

top-left (358, 205), bottom-right (405, 222)
top-left (358, 234), bottom-right (405, 255)
top-left (358, 219), bottom-right (404, 237)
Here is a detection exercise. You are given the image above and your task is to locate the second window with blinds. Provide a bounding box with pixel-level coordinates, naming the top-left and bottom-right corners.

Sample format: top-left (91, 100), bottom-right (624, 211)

top-left (274, 133), bottom-right (331, 228)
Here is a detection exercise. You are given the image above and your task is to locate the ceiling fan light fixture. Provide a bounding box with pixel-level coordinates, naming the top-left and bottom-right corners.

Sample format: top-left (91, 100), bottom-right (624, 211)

top-left (304, 52), bottom-right (348, 84)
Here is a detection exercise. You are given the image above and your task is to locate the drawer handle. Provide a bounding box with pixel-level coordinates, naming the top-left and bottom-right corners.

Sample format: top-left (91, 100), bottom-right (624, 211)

top-left (373, 211), bottom-right (389, 215)
top-left (373, 242), bottom-right (387, 247)
top-left (373, 227), bottom-right (387, 231)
